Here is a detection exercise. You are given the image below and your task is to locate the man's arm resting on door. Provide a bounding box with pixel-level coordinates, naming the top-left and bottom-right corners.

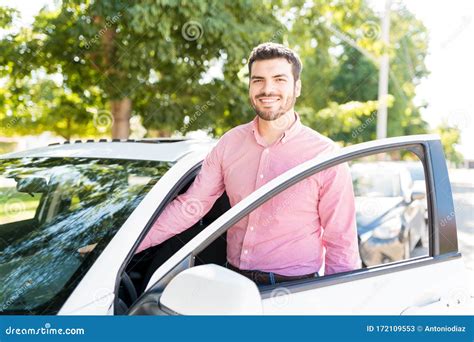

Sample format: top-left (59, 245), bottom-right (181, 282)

top-left (135, 140), bottom-right (226, 254)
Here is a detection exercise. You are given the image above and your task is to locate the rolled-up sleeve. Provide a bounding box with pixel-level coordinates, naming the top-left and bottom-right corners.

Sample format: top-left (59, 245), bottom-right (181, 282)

top-left (318, 162), bottom-right (361, 275)
top-left (136, 138), bottom-right (226, 254)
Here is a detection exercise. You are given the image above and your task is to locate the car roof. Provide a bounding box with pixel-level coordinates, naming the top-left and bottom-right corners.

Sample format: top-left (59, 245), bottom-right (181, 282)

top-left (0, 138), bottom-right (217, 162)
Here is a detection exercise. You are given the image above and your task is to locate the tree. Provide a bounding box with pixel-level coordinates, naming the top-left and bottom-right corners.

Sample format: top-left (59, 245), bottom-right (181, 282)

top-left (435, 123), bottom-right (464, 166)
top-left (1, 0), bottom-right (282, 139)
top-left (283, 0), bottom-right (429, 145)
top-left (1, 0), bottom-right (431, 144)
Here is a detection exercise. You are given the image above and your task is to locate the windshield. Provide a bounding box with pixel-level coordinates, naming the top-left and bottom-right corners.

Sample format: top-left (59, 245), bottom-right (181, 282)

top-left (0, 157), bottom-right (173, 314)
top-left (352, 168), bottom-right (402, 197)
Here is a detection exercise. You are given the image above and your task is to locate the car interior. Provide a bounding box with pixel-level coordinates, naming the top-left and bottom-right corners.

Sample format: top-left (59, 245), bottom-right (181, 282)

top-left (117, 172), bottom-right (231, 314)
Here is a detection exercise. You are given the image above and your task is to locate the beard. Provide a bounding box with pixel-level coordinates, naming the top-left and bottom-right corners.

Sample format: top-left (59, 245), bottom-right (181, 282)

top-left (250, 88), bottom-right (297, 121)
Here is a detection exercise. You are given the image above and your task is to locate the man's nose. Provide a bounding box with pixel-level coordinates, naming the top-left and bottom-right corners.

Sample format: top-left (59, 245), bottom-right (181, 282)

top-left (262, 80), bottom-right (276, 94)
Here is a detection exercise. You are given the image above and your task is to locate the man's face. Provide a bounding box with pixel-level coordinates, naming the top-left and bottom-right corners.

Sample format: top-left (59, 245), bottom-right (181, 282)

top-left (249, 58), bottom-right (301, 121)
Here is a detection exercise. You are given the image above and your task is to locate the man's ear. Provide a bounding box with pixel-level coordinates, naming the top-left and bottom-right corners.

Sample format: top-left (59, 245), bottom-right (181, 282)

top-left (295, 79), bottom-right (302, 97)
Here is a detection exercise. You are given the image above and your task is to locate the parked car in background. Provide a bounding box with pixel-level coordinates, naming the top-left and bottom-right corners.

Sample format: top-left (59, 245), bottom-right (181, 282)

top-left (402, 161), bottom-right (429, 223)
top-left (351, 162), bottom-right (428, 266)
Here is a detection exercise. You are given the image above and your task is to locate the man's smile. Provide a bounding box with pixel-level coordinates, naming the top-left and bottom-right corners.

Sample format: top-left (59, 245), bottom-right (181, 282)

top-left (258, 97), bottom-right (280, 105)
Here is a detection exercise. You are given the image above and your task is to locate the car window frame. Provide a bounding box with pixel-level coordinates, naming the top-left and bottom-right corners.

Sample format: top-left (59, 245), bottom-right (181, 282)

top-left (113, 162), bottom-right (204, 314)
top-left (137, 135), bottom-right (458, 299)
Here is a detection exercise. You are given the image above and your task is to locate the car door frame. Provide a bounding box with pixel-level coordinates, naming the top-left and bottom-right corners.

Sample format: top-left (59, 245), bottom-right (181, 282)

top-left (135, 134), bottom-right (459, 306)
top-left (57, 149), bottom-right (211, 315)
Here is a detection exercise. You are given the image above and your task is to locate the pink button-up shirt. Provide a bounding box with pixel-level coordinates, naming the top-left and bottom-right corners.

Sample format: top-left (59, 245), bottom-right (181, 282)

top-left (137, 112), bottom-right (360, 276)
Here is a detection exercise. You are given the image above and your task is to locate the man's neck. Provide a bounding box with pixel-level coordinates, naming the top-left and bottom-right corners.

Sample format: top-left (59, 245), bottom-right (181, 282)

top-left (257, 110), bottom-right (296, 145)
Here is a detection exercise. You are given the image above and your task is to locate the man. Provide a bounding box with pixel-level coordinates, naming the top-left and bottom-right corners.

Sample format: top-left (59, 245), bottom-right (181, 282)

top-left (136, 42), bottom-right (361, 285)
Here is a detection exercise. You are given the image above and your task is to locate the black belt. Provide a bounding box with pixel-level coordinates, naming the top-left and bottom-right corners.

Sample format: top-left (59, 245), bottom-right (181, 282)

top-left (226, 262), bottom-right (317, 285)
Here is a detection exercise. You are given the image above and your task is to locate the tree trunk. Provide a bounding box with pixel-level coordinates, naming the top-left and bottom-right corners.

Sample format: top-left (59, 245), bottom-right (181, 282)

top-left (111, 98), bottom-right (131, 139)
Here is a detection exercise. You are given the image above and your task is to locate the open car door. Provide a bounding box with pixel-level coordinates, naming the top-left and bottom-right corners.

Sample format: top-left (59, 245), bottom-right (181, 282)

top-left (129, 135), bottom-right (473, 315)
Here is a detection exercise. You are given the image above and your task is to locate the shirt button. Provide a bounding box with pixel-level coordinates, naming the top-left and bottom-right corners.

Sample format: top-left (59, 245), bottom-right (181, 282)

top-left (260, 174), bottom-right (264, 179)
top-left (244, 249), bottom-right (248, 254)
top-left (249, 226), bottom-right (254, 231)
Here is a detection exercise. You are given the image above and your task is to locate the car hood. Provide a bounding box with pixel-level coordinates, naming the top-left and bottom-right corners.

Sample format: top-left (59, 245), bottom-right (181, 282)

top-left (355, 196), bottom-right (404, 233)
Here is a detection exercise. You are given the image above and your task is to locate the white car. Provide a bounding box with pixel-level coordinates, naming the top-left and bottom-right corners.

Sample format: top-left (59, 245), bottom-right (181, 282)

top-left (0, 135), bottom-right (472, 315)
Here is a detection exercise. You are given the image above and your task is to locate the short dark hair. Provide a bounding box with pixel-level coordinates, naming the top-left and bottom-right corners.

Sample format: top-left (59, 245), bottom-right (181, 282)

top-left (248, 42), bottom-right (302, 81)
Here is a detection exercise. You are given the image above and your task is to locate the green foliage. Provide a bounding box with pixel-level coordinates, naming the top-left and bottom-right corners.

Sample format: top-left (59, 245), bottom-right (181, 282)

top-left (1, 0), bottom-right (283, 137)
top-left (288, 1), bottom-right (429, 145)
top-left (0, 6), bottom-right (17, 28)
top-left (1, 0), bottom-right (431, 145)
top-left (301, 97), bottom-right (391, 144)
top-left (435, 123), bottom-right (464, 166)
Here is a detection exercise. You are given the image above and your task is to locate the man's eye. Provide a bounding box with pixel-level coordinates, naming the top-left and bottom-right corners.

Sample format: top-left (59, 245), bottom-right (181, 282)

top-left (253, 79), bottom-right (262, 83)
top-left (277, 78), bottom-right (286, 82)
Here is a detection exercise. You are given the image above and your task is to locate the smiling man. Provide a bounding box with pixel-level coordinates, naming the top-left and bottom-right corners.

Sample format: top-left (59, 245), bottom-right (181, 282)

top-left (137, 42), bottom-right (361, 285)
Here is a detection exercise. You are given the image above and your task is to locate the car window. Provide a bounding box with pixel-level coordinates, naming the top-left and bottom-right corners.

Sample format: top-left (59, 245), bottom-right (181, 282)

top-left (0, 157), bottom-right (173, 314)
top-left (193, 148), bottom-right (429, 281)
top-left (352, 168), bottom-right (402, 197)
top-left (349, 151), bottom-right (429, 268)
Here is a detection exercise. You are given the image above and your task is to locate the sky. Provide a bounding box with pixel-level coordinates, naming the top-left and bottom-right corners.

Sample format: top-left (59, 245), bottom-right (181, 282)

top-left (402, 0), bottom-right (474, 159)
top-left (1, 0), bottom-right (473, 158)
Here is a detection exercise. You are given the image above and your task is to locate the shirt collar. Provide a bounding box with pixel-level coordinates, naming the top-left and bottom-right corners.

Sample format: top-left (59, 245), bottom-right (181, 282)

top-left (251, 111), bottom-right (302, 146)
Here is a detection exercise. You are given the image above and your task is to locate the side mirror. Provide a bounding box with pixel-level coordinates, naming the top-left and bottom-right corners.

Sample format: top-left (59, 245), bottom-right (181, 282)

top-left (160, 264), bottom-right (262, 315)
top-left (411, 190), bottom-right (426, 201)
top-left (16, 176), bottom-right (48, 193)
